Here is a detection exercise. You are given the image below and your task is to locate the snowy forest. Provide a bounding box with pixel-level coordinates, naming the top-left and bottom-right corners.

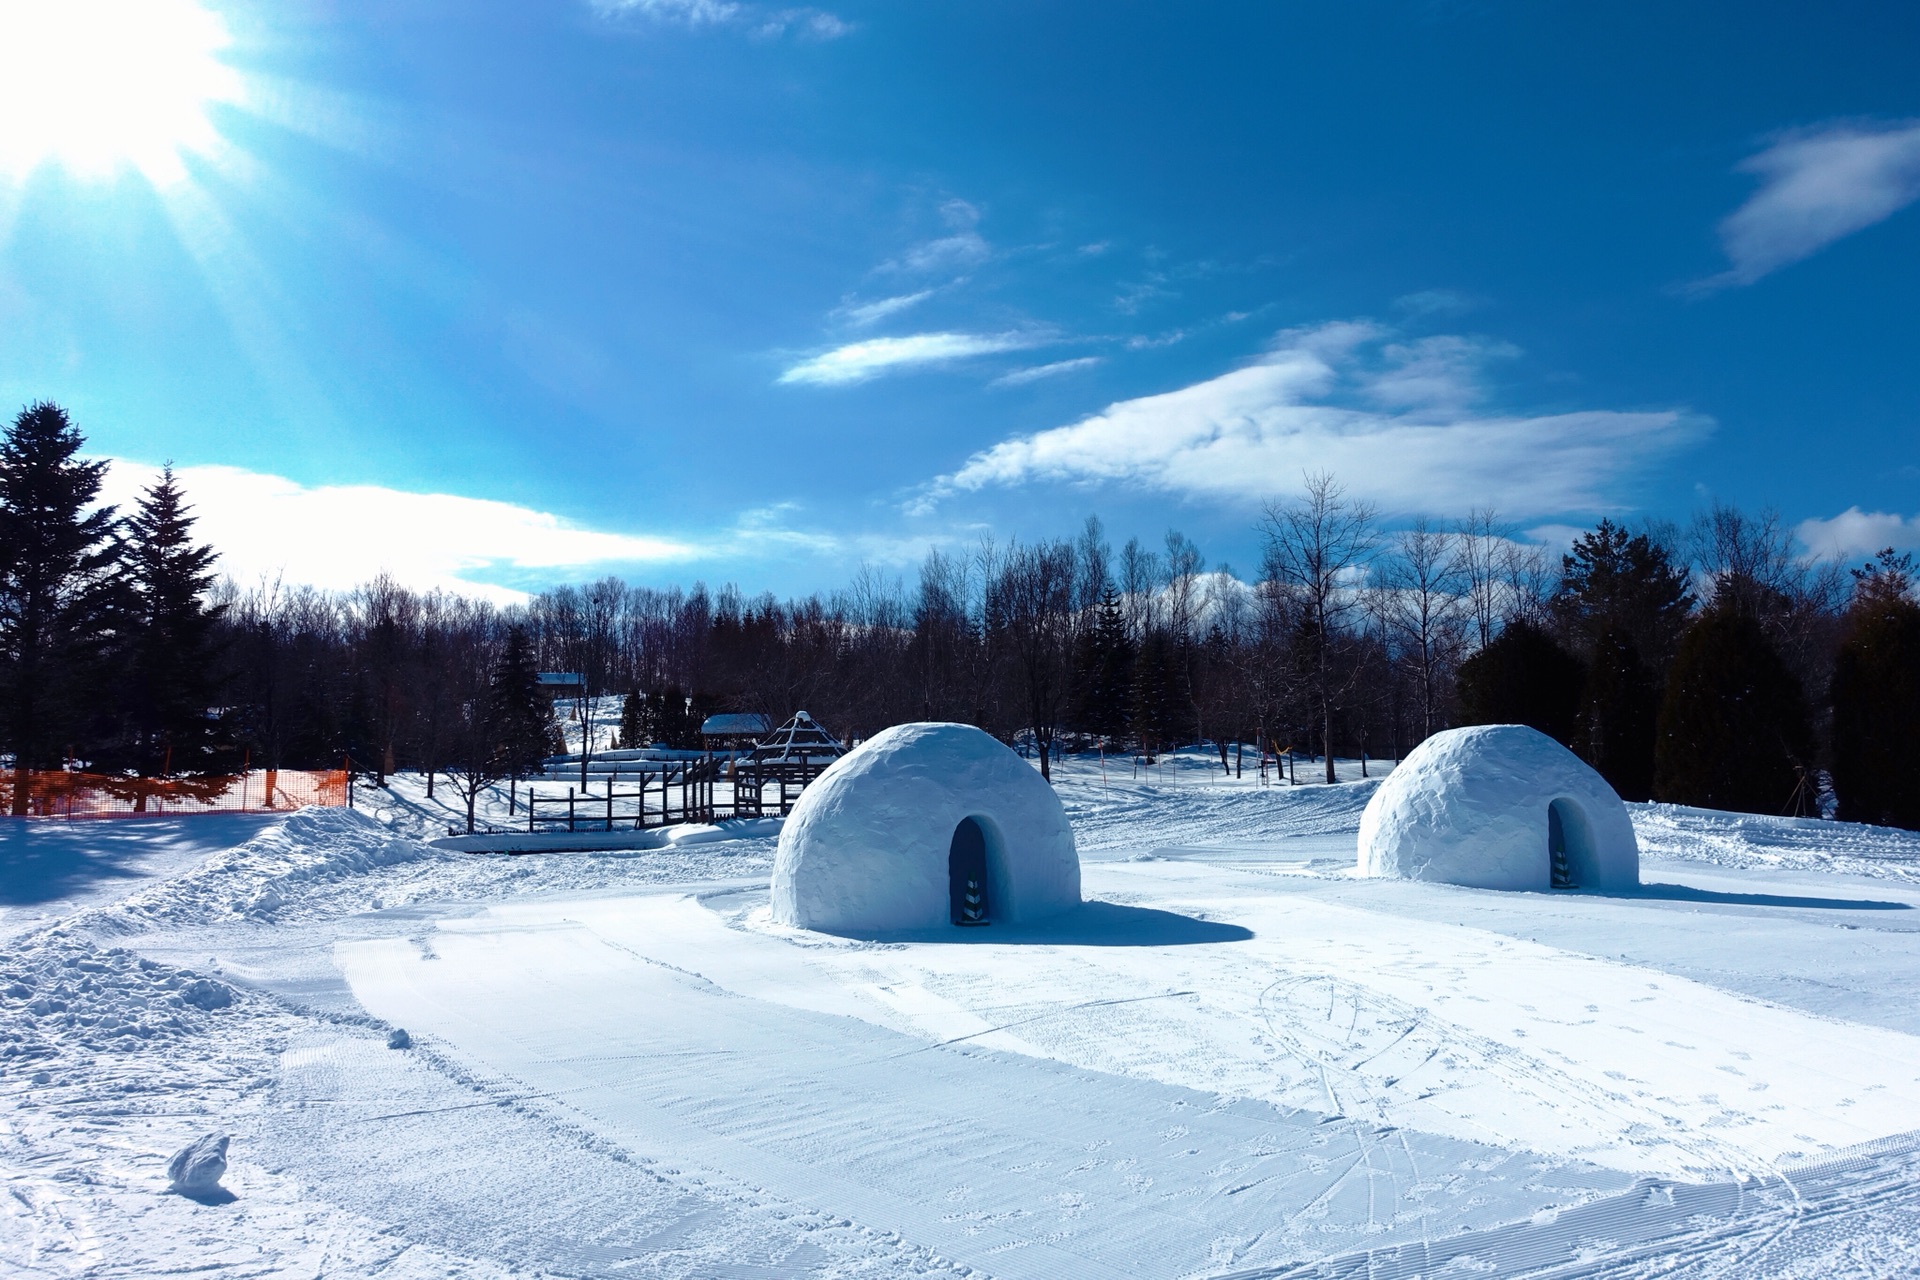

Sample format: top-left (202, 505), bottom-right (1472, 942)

top-left (4, 399), bottom-right (1918, 829)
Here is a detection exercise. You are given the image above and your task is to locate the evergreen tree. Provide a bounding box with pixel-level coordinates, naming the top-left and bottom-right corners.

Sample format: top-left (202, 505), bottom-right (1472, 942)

top-left (119, 466), bottom-right (226, 774)
top-left (617, 685), bottom-right (645, 748)
top-left (489, 625), bottom-right (551, 775)
top-left (1455, 618), bottom-right (1585, 746)
top-left (1130, 629), bottom-right (1181, 755)
top-left (1552, 519), bottom-right (1693, 668)
top-left (0, 402), bottom-right (123, 805)
top-left (1654, 605), bottom-right (1813, 814)
top-left (1829, 550), bottom-right (1920, 829)
top-left (1070, 587), bottom-right (1133, 740)
top-left (1580, 628), bottom-right (1658, 801)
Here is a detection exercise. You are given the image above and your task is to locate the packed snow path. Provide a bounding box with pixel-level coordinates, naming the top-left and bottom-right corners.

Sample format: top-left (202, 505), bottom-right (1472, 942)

top-left (7, 752), bottom-right (1920, 1277)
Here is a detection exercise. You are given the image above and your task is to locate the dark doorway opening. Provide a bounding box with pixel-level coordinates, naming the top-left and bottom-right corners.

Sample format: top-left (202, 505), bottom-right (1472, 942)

top-left (949, 817), bottom-right (990, 926)
top-left (1548, 800), bottom-right (1574, 888)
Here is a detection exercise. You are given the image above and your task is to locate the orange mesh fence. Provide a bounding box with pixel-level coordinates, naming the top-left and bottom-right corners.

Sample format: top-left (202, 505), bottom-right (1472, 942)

top-left (0, 769), bottom-right (348, 819)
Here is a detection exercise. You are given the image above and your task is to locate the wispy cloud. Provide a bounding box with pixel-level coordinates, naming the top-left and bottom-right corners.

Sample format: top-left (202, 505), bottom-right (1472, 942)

top-left (1796, 507), bottom-right (1920, 560)
top-left (833, 289), bottom-right (933, 327)
top-left (589, 0), bottom-right (850, 40)
top-left (916, 322), bottom-right (1708, 517)
top-left (100, 460), bottom-right (697, 603)
top-left (778, 331), bottom-right (1045, 386)
top-left (885, 199), bottom-right (990, 275)
top-left (989, 356), bottom-right (1104, 389)
top-left (1702, 120), bottom-right (1920, 288)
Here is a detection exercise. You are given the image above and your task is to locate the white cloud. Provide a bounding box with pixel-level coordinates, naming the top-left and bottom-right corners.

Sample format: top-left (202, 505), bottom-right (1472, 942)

top-left (989, 356), bottom-right (1104, 388)
top-left (589, 0), bottom-right (849, 39)
top-left (918, 322), bottom-right (1709, 518)
top-left (886, 199), bottom-right (990, 275)
top-left (1707, 120), bottom-right (1920, 287)
top-left (1796, 507), bottom-right (1920, 561)
top-left (778, 331), bottom-right (1044, 386)
top-left (833, 290), bottom-right (933, 327)
top-left (99, 460), bottom-right (698, 603)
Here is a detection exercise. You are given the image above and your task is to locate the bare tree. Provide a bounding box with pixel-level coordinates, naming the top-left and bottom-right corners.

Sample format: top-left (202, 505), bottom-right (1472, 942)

top-left (1452, 507), bottom-right (1502, 651)
top-left (1259, 473), bottom-right (1379, 783)
top-left (1376, 519), bottom-right (1462, 740)
top-left (987, 539), bottom-right (1077, 780)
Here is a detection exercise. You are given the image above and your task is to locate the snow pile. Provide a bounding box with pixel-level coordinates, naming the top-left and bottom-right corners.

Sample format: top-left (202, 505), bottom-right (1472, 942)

top-left (772, 722), bottom-right (1080, 933)
top-left (1359, 724), bottom-right (1639, 891)
top-left (87, 806), bottom-right (429, 932)
top-left (1634, 801), bottom-right (1920, 882)
top-left (0, 934), bottom-right (239, 1071)
top-left (166, 1132), bottom-right (230, 1195)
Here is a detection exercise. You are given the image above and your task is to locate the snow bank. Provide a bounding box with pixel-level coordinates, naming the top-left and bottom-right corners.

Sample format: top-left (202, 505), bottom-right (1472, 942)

top-left (0, 934), bottom-right (239, 1071)
top-left (87, 806), bottom-right (428, 932)
top-left (1358, 724), bottom-right (1639, 891)
top-left (431, 816), bottom-right (783, 855)
top-left (772, 722), bottom-right (1080, 933)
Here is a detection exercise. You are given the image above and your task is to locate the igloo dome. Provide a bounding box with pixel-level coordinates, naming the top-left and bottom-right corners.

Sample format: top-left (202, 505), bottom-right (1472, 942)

top-left (771, 722), bottom-right (1081, 934)
top-left (1358, 724), bottom-right (1639, 891)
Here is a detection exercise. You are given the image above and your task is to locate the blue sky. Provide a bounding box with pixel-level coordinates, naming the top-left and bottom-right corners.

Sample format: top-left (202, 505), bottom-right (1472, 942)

top-left (2, 0), bottom-right (1918, 599)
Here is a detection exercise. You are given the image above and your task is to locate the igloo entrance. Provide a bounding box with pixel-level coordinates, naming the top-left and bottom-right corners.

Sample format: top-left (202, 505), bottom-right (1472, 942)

top-left (1547, 798), bottom-right (1595, 889)
top-left (949, 817), bottom-right (991, 926)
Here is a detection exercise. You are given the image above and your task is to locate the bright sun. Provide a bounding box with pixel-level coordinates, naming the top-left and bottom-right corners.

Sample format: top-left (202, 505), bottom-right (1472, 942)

top-left (0, 0), bottom-right (242, 185)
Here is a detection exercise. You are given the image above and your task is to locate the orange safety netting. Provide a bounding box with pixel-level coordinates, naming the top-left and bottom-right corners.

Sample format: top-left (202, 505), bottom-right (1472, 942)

top-left (0, 769), bottom-right (348, 819)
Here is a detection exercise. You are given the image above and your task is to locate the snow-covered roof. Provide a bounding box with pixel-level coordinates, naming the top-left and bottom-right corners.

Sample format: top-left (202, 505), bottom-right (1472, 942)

top-left (771, 721), bottom-right (1081, 934)
top-left (700, 712), bottom-right (773, 737)
top-left (747, 710), bottom-right (845, 762)
top-left (1358, 724), bottom-right (1639, 891)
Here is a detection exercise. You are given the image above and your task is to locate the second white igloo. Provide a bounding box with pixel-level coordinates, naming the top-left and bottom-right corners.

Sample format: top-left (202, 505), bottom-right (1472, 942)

top-left (771, 722), bottom-right (1081, 934)
top-left (1358, 724), bottom-right (1639, 891)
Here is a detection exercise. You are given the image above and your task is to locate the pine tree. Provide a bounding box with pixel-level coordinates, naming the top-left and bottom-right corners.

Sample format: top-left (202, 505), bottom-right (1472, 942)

top-left (1455, 619), bottom-right (1585, 746)
top-left (1130, 628), bottom-right (1182, 755)
top-left (1654, 605), bottom-right (1813, 814)
top-left (617, 686), bottom-right (645, 748)
top-left (1580, 628), bottom-right (1658, 801)
top-left (1552, 519), bottom-right (1693, 668)
top-left (1070, 587), bottom-right (1133, 740)
top-left (1829, 550), bottom-right (1920, 829)
top-left (489, 626), bottom-right (551, 775)
top-left (0, 402), bottom-right (124, 805)
top-left (120, 466), bottom-right (226, 774)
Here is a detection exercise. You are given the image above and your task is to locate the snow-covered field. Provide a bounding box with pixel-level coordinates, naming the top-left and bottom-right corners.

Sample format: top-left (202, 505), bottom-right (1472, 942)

top-left (6, 751), bottom-right (1920, 1278)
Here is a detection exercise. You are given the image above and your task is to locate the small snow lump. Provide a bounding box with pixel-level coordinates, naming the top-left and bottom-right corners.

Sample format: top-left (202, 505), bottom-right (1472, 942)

top-left (166, 1132), bottom-right (230, 1196)
top-left (1358, 724), bottom-right (1639, 892)
top-left (387, 1027), bottom-right (412, 1050)
top-left (771, 722), bottom-right (1080, 934)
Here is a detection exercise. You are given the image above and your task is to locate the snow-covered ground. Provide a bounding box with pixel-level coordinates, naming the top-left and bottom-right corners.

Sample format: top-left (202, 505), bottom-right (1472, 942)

top-left (6, 749), bottom-right (1920, 1277)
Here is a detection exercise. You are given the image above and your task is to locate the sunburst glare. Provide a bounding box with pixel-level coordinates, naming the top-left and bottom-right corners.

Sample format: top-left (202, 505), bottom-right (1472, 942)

top-left (0, 0), bottom-right (243, 185)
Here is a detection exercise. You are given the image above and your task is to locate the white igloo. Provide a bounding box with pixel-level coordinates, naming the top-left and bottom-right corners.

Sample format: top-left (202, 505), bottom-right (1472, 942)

top-left (1357, 724), bottom-right (1639, 892)
top-left (771, 722), bottom-right (1081, 934)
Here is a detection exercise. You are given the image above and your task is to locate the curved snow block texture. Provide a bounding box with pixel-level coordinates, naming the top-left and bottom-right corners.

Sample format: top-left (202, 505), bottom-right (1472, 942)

top-left (1358, 724), bottom-right (1639, 891)
top-left (772, 722), bottom-right (1081, 934)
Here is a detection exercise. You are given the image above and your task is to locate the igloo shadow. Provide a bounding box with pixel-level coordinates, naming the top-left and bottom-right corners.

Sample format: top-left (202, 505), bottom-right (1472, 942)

top-left (862, 899), bottom-right (1253, 946)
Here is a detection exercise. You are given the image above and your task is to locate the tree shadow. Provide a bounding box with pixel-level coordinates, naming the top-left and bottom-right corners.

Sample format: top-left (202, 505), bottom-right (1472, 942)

top-left (865, 899), bottom-right (1254, 946)
top-left (1602, 882), bottom-right (1911, 911)
top-left (0, 814), bottom-right (283, 907)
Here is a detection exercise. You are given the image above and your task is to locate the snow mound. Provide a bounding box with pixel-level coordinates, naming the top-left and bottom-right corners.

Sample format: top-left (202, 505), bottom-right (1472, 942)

top-left (0, 936), bottom-right (240, 1069)
top-left (87, 806), bottom-right (429, 932)
top-left (1358, 724), bottom-right (1639, 891)
top-left (772, 722), bottom-right (1080, 934)
top-left (166, 1132), bottom-right (229, 1195)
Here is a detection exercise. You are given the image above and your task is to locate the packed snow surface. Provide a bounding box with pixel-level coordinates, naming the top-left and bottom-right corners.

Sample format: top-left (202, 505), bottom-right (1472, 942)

top-left (772, 721), bottom-right (1080, 933)
top-left (6, 748), bottom-right (1920, 1278)
top-left (1359, 724), bottom-right (1640, 891)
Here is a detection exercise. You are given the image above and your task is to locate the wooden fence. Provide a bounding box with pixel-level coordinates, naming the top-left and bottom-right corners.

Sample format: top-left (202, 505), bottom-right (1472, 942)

top-left (523, 756), bottom-right (833, 833)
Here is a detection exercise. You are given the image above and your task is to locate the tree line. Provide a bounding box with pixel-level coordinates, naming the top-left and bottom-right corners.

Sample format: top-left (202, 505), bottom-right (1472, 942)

top-left (4, 402), bottom-right (1917, 830)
